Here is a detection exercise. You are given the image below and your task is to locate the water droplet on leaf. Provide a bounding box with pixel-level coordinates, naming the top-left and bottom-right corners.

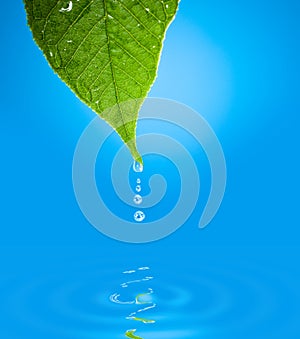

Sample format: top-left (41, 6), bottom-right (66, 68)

top-left (59, 1), bottom-right (73, 13)
top-left (133, 161), bottom-right (143, 172)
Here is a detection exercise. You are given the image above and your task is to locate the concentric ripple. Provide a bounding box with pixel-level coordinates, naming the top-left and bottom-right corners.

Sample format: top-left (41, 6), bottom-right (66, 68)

top-left (1, 254), bottom-right (299, 339)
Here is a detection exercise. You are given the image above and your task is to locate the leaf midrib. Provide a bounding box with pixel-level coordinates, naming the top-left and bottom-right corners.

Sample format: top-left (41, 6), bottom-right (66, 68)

top-left (103, 0), bottom-right (130, 140)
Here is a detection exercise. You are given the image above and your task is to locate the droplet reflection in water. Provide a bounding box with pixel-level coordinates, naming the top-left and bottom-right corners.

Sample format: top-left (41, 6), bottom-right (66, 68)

top-left (110, 267), bottom-right (156, 339)
top-left (134, 211), bottom-right (145, 222)
top-left (2, 256), bottom-right (298, 339)
top-left (125, 329), bottom-right (143, 339)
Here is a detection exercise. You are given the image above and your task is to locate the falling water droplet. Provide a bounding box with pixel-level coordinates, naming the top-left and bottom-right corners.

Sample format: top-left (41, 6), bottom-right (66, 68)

top-left (134, 211), bottom-right (145, 222)
top-left (133, 161), bottom-right (143, 173)
top-left (135, 185), bottom-right (141, 193)
top-left (133, 194), bottom-right (142, 205)
top-left (136, 178), bottom-right (141, 184)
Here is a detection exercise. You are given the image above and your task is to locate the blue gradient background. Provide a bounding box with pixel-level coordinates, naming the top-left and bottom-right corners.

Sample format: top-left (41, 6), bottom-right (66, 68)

top-left (0, 1), bottom-right (299, 338)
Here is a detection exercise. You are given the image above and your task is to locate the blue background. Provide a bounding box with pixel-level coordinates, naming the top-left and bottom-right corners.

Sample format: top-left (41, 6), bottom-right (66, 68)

top-left (0, 1), bottom-right (299, 338)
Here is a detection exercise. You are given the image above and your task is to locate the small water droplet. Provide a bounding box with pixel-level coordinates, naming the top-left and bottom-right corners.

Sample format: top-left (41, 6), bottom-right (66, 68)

top-left (133, 194), bottom-right (142, 205)
top-left (48, 46), bottom-right (62, 68)
top-left (136, 185), bottom-right (141, 193)
top-left (59, 1), bottom-right (73, 12)
top-left (145, 8), bottom-right (150, 12)
top-left (136, 178), bottom-right (141, 184)
top-left (166, 4), bottom-right (169, 8)
top-left (134, 211), bottom-right (145, 222)
top-left (133, 161), bottom-right (143, 173)
top-left (108, 14), bottom-right (113, 19)
top-left (67, 40), bottom-right (73, 43)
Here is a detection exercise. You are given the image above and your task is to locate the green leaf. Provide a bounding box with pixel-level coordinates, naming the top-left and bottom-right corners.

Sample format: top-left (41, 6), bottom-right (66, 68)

top-left (24, 0), bottom-right (179, 162)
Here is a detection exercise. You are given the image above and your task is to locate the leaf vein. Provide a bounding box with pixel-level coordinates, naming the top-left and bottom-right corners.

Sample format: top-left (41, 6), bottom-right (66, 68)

top-left (110, 37), bottom-right (150, 74)
top-left (75, 43), bottom-right (108, 81)
top-left (41, 0), bottom-right (60, 40)
top-left (64, 16), bottom-right (105, 70)
top-left (117, 1), bottom-right (160, 41)
top-left (87, 60), bottom-right (111, 92)
top-left (111, 16), bottom-right (156, 58)
top-left (113, 64), bottom-right (144, 88)
top-left (56, 0), bottom-right (95, 48)
top-left (136, 0), bottom-right (165, 24)
top-left (103, 0), bottom-right (129, 138)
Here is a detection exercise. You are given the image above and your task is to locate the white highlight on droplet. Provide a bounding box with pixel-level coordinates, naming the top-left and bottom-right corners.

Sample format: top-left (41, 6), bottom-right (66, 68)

top-left (133, 194), bottom-right (142, 205)
top-left (134, 211), bottom-right (145, 222)
top-left (59, 1), bottom-right (73, 12)
top-left (133, 161), bottom-right (143, 173)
